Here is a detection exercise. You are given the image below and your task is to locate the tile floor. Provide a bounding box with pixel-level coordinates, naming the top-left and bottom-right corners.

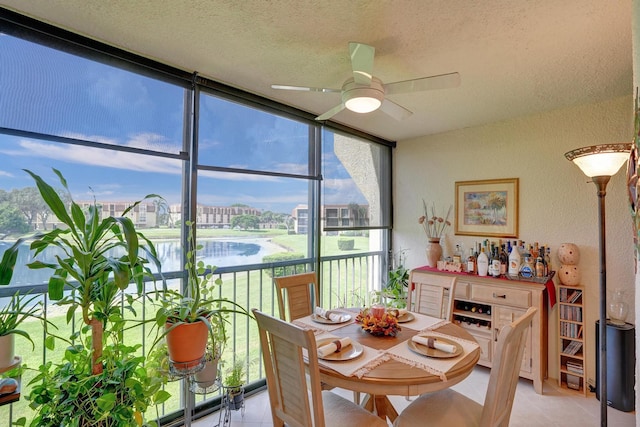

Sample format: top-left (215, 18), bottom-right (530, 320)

top-left (191, 366), bottom-right (636, 426)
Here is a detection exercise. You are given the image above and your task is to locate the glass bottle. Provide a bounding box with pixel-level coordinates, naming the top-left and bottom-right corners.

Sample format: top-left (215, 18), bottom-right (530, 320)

top-left (508, 243), bottom-right (521, 276)
top-left (477, 247), bottom-right (489, 276)
top-left (467, 248), bottom-right (476, 275)
top-left (519, 247), bottom-right (535, 279)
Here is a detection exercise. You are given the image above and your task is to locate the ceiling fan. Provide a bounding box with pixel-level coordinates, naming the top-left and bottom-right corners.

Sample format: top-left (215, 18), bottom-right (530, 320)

top-left (271, 42), bottom-right (461, 121)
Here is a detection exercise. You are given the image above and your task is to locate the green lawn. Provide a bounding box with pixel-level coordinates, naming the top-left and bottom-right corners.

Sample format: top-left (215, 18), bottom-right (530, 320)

top-left (0, 230), bottom-right (377, 424)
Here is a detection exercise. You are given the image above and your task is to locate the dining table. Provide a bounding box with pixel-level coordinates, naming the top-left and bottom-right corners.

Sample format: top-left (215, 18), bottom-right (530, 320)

top-left (294, 309), bottom-right (481, 423)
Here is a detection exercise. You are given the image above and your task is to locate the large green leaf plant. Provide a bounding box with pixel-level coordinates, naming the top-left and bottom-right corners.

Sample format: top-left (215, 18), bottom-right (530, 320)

top-left (0, 168), bottom-right (169, 426)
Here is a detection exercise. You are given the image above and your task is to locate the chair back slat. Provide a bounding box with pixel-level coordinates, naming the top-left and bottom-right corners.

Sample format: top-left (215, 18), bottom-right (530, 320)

top-left (274, 272), bottom-right (319, 321)
top-left (480, 306), bottom-right (537, 427)
top-left (409, 275), bottom-right (457, 320)
top-left (253, 308), bottom-right (326, 427)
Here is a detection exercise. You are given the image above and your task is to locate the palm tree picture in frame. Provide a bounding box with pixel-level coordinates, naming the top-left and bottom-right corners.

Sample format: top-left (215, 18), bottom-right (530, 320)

top-left (454, 178), bottom-right (519, 238)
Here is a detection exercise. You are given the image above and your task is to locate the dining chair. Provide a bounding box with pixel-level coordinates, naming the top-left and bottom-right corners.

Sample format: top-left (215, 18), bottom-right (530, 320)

top-left (274, 272), bottom-right (319, 322)
top-left (408, 274), bottom-right (457, 321)
top-left (393, 306), bottom-right (537, 427)
top-left (252, 309), bottom-right (388, 427)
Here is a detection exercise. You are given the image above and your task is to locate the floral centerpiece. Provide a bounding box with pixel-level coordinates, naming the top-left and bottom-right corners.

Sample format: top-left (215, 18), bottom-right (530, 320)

top-left (418, 200), bottom-right (452, 241)
top-left (355, 308), bottom-right (401, 337)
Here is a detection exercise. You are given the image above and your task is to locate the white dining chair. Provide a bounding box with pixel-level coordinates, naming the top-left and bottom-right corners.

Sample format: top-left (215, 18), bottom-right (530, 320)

top-left (408, 274), bottom-right (457, 321)
top-left (394, 306), bottom-right (537, 427)
top-left (252, 309), bottom-right (388, 427)
top-left (274, 272), bottom-right (319, 322)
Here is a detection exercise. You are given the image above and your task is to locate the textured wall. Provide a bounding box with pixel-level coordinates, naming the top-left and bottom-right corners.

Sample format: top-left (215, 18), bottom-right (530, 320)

top-left (394, 95), bottom-right (634, 387)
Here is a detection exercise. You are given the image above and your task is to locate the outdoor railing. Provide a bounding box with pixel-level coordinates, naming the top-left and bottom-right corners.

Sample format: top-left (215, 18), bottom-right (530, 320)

top-left (0, 250), bottom-right (385, 425)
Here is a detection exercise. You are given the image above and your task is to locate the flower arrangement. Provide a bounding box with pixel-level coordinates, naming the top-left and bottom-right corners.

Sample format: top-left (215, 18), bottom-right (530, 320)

top-left (419, 200), bottom-right (452, 240)
top-left (355, 308), bottom-right (401, 337)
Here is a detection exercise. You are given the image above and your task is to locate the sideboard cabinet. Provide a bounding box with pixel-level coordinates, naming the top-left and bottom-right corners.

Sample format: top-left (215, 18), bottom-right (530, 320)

top-left (409, 267), bottom-right (549, 394)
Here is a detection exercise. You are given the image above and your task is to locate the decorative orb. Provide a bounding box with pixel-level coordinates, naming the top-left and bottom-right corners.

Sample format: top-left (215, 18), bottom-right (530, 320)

top-left (559, 264), bottom-right (581, 286)
top-left (558, 243), bottom-right (580, 265)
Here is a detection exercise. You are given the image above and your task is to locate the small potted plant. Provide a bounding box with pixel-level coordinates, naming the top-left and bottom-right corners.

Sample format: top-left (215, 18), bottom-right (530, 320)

top-left (0, 291), bottom-right (48, 370)
top-left (223, 359), bottom-right (246, 411)
top-left (382, 250), bottom-right (409, 309)
top-left (153, 221), bottom-right (249, 371)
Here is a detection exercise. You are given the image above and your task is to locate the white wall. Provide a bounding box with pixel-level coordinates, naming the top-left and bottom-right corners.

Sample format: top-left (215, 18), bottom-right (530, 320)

top-left (393, 95), bottom-right (635, 387)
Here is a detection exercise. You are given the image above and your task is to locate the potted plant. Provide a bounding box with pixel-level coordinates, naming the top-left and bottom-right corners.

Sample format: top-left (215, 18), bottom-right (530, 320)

top-left (0, 168), bottom-right (169, 426)
top-left (0, 291), bottom-right (48, 370)
top-left (223, 359), bottom-right (245, 411)
top-left (382, 250), bottom-right (409, 309)
top-left (153, 220), bottom-right (250, 371)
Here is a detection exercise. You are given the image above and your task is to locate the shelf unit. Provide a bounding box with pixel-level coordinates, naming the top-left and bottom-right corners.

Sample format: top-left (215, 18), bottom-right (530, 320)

top-left (557, 284), bottom-right (587, 395)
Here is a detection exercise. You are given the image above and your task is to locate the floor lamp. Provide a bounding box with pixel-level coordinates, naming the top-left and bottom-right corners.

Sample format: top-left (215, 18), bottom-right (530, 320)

top-left (564, 143), bottom-right (630, 427)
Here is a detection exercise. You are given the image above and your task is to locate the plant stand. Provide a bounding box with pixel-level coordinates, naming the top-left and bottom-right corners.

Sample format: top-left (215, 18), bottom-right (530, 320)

top-left (217, 385), bottom-right (245, 426)
top-left (169, 357), bottom-right (206, 427)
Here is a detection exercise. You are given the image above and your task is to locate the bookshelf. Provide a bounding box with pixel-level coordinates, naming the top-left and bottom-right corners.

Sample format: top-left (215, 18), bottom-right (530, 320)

top-left (558, 284), bottom-right (587, 395)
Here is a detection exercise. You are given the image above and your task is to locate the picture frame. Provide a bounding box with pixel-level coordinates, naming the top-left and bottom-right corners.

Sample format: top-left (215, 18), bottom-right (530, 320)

top-left (454, 178), bottom-right (519, 238)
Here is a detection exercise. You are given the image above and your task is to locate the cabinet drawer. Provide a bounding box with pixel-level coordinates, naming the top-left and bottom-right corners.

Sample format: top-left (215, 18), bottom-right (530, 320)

top-left (471, 284), bottom-right (531, 308)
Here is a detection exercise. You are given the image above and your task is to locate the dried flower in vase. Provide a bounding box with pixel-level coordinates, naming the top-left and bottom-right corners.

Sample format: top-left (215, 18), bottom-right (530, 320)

top-left (418, 200), bottom-right (452, 240)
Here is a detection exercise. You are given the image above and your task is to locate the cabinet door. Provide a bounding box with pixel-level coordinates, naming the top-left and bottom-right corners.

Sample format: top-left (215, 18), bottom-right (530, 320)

top-left (494, 306), bottom-right (532, 373)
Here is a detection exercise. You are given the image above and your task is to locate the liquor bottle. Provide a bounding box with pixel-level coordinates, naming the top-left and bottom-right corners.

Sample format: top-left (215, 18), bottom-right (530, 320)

top-left (499, 244), bottom-right (508, 276)
top-left (467, 248), bottom-right (477, 275)
top-left (535, 254), bottom-right (545, 277)
top-left (487, 245), bottom-right (494, 276)
top-left (508, 243), bottom-right (521, 276)
top-left (491, 246), bottom-right (501, 277)
top-left (453, 244), bottom-right (463, 264)
top-left (520, 246), bottom-right (535, 278)
top-left (477, 247), bottom-right (489, 276)
top-left (545, 246), bottom-right (552, 272)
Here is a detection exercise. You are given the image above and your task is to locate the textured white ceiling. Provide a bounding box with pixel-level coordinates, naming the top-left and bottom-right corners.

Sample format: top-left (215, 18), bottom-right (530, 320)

top-left (1, 0), bottom-right (633, 142)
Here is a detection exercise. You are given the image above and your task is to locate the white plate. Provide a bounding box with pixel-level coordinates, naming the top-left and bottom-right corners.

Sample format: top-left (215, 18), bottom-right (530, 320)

top-left (407, 335), bottom-right (463, 359)
top-left (311, 313), bottom-right (352, 324)
top-left (396, 312), bottom-right (415, 323)
top-left (316, 338), bottom-right (364, 361)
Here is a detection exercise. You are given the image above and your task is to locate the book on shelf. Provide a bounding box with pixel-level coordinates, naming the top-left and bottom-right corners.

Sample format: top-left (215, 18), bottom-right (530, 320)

top-left (563, 341), bottom-right (583, 356)
top-left (568, 290), bottom-right (582, 303)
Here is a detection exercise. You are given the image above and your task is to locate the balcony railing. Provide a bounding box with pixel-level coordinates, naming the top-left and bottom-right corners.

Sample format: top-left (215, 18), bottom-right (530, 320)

top-left (1, 250), bottom-right (384, 425)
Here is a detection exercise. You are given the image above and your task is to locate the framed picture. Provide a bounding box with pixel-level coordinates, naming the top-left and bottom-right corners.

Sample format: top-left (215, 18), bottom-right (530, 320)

top-left (454, 178), bottom-right (519, 238)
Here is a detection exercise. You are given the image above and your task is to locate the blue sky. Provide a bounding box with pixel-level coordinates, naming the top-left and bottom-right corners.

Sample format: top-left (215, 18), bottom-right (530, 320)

top-left (0, 33), bottom-right (368, 214)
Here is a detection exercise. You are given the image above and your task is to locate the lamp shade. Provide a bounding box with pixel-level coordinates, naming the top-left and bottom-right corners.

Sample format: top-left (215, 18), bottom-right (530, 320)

top-left (564, 143), bottom-right (631, 177)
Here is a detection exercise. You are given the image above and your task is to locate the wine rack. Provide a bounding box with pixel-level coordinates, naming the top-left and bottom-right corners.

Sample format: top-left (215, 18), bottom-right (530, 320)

top-left (453, 301), bottom-right (492, 330)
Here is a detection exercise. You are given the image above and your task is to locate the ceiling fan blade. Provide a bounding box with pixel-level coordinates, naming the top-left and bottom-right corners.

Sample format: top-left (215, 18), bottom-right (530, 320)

top-left (384, 72), bottom-right (461, 95)
top-left (349, 42), bottom-right (374, 85)
top-left (379, 98), bottom-right (413, 121)
top-left (271, 84), bottom-right (340, 93)
top-left (315, 103), bottom-right (345, 121)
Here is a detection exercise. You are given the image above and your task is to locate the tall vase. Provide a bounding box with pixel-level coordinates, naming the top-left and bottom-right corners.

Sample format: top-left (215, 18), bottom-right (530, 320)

top-left (425, 238), bottom-right (443, 268)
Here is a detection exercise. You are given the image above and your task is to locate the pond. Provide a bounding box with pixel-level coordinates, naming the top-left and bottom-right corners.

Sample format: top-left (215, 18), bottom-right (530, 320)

top-left (0, 238), bottom-right (287, 287)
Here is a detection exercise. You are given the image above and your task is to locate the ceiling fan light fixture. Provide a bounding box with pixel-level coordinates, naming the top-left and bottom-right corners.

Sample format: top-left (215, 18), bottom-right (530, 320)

top-left (345, 94), bottom-right (382, 113)
top-left (342, 77), bottom-right (385, 114)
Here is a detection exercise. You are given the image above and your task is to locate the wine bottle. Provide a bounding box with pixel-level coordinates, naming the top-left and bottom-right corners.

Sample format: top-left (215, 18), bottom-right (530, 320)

top-left (467, 248), bottom-right (477, 275)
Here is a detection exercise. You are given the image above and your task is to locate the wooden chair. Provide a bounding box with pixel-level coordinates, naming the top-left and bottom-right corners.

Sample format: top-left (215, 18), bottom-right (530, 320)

top-left (274, 272), bottom-right (319, 321)
top-left (252, 309), bottom-right (388, 427)
top-left (394, 306), bottom-right (537, 427)
top-left (408, 274), bottom-right (457, 321)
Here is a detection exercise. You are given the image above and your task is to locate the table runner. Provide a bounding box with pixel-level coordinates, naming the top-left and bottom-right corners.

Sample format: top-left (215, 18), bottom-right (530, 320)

top-left (310, 332), bottom-right (387, 378)
top-left (293, 309), bottom-right (355, 333)
top-left (385, 328), bottom-right (480, 381)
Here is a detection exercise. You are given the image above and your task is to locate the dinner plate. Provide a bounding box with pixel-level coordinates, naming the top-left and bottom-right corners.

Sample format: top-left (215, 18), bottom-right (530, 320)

top-left (316, 338), bottom-right (364, 361)
top-left (396, 312), bottom-right (415, 323)
top-left (407, 335), bottom-right (463, 359)
top-left (311, 313), bottom-right (352, 324)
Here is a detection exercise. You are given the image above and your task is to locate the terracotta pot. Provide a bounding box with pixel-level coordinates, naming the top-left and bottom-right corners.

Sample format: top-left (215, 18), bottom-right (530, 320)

top-left (0, 334), bottom-right (15, 369)
top-left (425, 238), bottom-right (443, 268)
top-left (165, 321), bottom-right (208, 369)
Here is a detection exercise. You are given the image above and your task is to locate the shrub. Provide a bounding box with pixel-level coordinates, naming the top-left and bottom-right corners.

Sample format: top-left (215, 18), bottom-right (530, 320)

top-left (263, 252), bottom-right (305, 277)
top-left (337, 238), bottom-right (354, 251)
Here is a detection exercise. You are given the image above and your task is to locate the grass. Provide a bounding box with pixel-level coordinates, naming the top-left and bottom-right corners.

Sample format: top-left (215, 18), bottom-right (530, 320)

top-left (0, 230), bottom-right (376, 424)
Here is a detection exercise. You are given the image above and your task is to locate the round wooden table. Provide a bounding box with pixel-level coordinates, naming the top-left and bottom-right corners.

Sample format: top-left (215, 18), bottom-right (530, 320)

top-left (317, 319), bottom-right (480, 422)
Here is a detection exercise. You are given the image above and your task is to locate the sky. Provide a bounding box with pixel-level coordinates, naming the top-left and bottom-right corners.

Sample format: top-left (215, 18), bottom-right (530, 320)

top-left (0, 33), bottom-right (369, 214)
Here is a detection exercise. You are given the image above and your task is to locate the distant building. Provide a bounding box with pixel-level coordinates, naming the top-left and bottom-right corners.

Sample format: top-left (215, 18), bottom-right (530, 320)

top-left (41, 201), bottom-right (158, 230)
top-left (169, 204), bottom-right (262, 229)
top-left (291, 204), bottom-right (369, 235)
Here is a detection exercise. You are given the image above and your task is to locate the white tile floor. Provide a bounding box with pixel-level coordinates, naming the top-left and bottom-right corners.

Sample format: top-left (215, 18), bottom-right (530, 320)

top-left (192, 366), bottom-right (636, 427)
